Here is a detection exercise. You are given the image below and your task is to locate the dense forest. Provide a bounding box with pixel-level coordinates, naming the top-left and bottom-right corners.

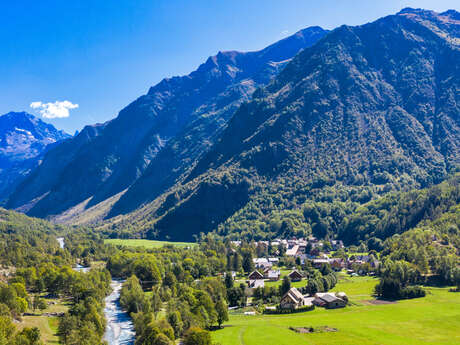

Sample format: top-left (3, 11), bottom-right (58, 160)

top-left (0, 168), bottom-right (459, 344)
top-left (0, 209), bottom-right (114, 345)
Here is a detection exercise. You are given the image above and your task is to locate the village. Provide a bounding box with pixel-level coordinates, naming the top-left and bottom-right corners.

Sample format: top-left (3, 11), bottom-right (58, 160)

top-left (229, 236), bottom-right (380, 313)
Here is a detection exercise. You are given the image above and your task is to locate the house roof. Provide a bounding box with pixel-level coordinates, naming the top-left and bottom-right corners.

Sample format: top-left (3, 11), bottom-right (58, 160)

top-left (253, 258), bottom-right (269, 264)
top-left (312, 259), bottom-right (329, 264)
top-left (303, 297), bottom-right (315, 306)
top-left (286, 245), bottom-right (299, 256)
top-left (336, 292), bottom-right (347, 299)
top-left (288, 270), bottom-right (302, 278)
top-left (267, 270), bottom-right (280, 278)
top-left (282, 287), bottom-right (304, 303)
top-left (316, 293), bottom-right (340, 303)
top-left (256, 262), bottom-right (272, 268)
top-left (248, 270), bottom-right (264, 279)
top-left (290, 288), bottom-right (304, 300)
top-left (249, 279), bottom-right (265, 288)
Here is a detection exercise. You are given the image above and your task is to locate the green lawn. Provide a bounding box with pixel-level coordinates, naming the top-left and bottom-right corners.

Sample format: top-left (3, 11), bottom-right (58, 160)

top-left (20, 316), bottom-right (60, 344)
top-left (334, 274), bottom-right (378, 300)
top-left (19, 296), bottom-right (70, 344)
top-left (212, 285), bottom-right (460, 345)
top-left (104, 239), bottom-right (196, 248)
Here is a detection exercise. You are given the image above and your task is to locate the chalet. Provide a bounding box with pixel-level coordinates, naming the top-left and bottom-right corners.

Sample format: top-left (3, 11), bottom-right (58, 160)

top-left (313, 292), bottom-right (347, 309)
top-left (280, 288), bottom-right (305, 309)
top-left (260, 262), bottom-right (273, 270)
top-left (330, 258), bottom-right (346, 271)
top-left (288, 270), bottom-right (303, 282)
top-left (310, 241), bottom-right (323, 249)
top-left (248, 270), bottom-right (264, 280)
top-left (265, 269), bottom-right (281, 281)
top-left (286, 245), bottom-right (299, 256)
top-left (253, 258), bottom-right (273, 270)
top-left (287, 239), bottom-right (297, 247)
top-left (336, 292), bottom-right (348, 303)
top-left (247, 279), bottom-right (265, 289)
top-left (268, 257), bottom-right (279, 264)
top-left (312, 258), bottom-right (329, 268)
top-left (253, 258), bottom-right (268, 265)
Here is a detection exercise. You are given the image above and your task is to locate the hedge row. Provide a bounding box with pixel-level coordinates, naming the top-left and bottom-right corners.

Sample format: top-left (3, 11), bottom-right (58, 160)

top-left (263, 305), bottom-right (315, 314)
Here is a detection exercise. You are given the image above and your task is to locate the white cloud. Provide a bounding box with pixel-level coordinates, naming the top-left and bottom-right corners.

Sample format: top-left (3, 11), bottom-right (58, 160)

top-left (280, 30), bottom-right (290, 36)
top-left (30, 100), bottom-right (79, 119)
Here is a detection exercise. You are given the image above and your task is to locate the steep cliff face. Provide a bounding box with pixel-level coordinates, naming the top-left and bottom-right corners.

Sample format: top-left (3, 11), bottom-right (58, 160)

top-left (131, 8), bottom-right (459, 241)
top-left (7, 27), bottom-right (328, 219)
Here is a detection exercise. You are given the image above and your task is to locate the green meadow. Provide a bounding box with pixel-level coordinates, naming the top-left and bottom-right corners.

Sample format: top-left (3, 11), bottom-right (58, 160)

top-left (104, 238), bottom-right (196, 248)
top-left (213, 277), bottom-right (460, 345)
top-left (19, 296), bottom-right (70, 345)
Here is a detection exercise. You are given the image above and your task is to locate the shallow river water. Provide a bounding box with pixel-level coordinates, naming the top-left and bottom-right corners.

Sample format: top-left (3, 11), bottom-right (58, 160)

top-left (60, 237), bottom-right (135, 344)
top-left (103, 280), bottom-right (135, 345)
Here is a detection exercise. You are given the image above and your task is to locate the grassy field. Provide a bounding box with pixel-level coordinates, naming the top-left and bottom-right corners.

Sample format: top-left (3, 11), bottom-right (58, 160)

top-left (334, 275), bottom-right (378, 300)
top-left (18, 296), bottom-right (70, 344)
top-left (212, 278), bottom-right (460, 345)
top-left (104, 238), bottom-right (196, 248)
top-left (20, 316), bottom-right (60, 344)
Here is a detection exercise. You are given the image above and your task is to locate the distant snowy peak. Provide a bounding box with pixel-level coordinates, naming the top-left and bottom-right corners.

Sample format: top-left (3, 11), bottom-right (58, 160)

top-left (0, 111), bottom-right (70, 165)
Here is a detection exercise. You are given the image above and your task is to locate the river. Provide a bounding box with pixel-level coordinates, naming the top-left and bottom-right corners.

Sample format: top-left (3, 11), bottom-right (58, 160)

top-left (59, 236), bottom-right (135, 344)
top-left (103, 280), bottom-right (135, 345)
top-left (57, 237), bottom-right (65, 249)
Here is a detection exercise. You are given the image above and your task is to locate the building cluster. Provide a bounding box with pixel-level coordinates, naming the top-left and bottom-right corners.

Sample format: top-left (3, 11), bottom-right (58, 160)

top-left (311, 255), bottom-right (380, 273)
top-left (247, 268), bottom-right (303, 289)
top-left (249, 238), bottom-right (378, 273)
top-left (231, 236), bottom-right (343, 252)
top-left (279, 288), bottom-right (348, 310)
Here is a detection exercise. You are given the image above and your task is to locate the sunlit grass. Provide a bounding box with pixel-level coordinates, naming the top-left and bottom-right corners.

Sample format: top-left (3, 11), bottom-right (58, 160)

top-left (104, 238), bottom-right (196, 248)
top-left (212, 284), bottom-right (460, 345)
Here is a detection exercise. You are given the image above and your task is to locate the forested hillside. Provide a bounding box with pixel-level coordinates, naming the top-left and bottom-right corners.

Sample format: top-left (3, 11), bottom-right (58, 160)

top-left (6, 27), bottom-right (328, 223)
top-left (109, 8), bottom-right (459, 241)
top-left (0, 207), bottom-right (115, 345)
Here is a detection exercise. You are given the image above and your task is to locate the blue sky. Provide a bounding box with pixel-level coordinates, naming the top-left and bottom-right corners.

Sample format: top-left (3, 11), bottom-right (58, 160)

top-left (1, 0), bottom-right (458, 133)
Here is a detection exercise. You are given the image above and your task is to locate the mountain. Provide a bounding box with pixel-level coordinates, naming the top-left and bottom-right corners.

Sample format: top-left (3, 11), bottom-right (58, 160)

top-left (0, 112), bottom-right (70, 201)
top-left (107, 8), bottom-right (459, 241)
top-left (6, 27), bottom-right (328, 220)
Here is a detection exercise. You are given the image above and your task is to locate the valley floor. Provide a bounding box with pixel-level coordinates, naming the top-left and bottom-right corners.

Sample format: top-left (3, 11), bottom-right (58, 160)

top-left (212, 277), bottom-right (460, 345)
top-left (104, 238), bottom-right (196, 249)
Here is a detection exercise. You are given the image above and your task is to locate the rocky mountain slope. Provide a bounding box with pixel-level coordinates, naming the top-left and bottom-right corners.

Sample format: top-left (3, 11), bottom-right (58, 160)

top-left (107, 8), bottom-right (460, 241)
top-left (0, 112), bottom-right (70, 201)
top-left (6, 27), bottom-right (328, 220)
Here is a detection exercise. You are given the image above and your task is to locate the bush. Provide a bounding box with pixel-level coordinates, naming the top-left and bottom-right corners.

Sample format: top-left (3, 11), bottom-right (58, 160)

top-left (183, 327), bottom-right (212, 345)
top-left (263, 305), bottom-right (315, 314)
top-left (402, 286), bottom-right (426, 299)
top-left (375, 278), bottom-right (425, 300)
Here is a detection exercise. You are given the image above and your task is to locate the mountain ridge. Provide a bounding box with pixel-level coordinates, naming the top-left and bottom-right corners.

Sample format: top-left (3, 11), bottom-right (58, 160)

top-left (110, 8), bottom-right (460, 241)
top-left (6, 26), bottom-right (329, 220)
